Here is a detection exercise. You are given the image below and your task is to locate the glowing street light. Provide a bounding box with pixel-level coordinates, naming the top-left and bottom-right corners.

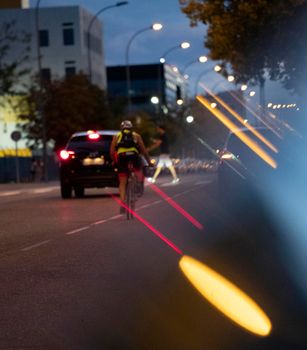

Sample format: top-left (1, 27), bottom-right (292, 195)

top-left (227, 75), bottom-right (235, 82)
top-left (186, 115), bottom-right (194, 123)
top-left (126, 22), bottom-right (163, 112)
top-left (150, 96), bottom-right (159, 104)
top-left (194, 65), bottom-right (223, 96)
top-left (249, 90), bottom-right (256, 97)
top-left (159, 41), bottom-right (190, 63)
top-left (182, 55), bottom-right (208, 76)
top-left (214, 65), bottom-right (222, 72)
top-left (241, 84), bottom-right (248, 91)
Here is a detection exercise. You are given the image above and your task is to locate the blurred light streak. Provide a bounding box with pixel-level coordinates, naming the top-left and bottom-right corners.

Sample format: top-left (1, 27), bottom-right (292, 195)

top-left (148, 183), bottom-right (204, 230)
top-left (196, 96), bottom-right (277, 168)
top-left (179, 255), bottom-right (272, 336)
top-left (111, 195), bottom-right (183, 255)
top-left (218, 85), bottom-right (282, 139)
top-left (200, 83), bottom-right (278, 153)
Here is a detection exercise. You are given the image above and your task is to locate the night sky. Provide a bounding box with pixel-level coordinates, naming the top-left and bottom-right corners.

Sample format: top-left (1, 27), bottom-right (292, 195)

top-left (29, 0), bottom-right (296, 104)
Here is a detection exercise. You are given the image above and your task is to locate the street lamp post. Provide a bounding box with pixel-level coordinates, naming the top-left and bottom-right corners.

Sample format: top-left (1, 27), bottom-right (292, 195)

top-left (125, 23), bottom-right (163, 114)
top-left (87, 1), bottom-right (128, 82)
top-left (182, 55), bottom-right (208, 77)
top-left (159, 41), bottom-right (190, 63)
top-left (194, 64), bottom-right (222, 96)
top-left (35, 0), bottom-right (48, 181)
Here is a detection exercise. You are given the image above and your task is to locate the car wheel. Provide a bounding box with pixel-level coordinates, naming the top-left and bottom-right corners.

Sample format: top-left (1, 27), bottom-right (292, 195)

top-left (74, 186), bottom-right (84, 198)
top-left (61, 183), bottom-right (72, 199)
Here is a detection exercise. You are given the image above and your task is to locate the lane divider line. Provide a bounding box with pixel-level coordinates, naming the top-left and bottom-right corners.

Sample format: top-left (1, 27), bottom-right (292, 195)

top-left (0, 191), bottom-right (22, 197)
top-left (66, 226), bottom-right (90, 235)
top-left (21, 240), bottom-right (51, 251)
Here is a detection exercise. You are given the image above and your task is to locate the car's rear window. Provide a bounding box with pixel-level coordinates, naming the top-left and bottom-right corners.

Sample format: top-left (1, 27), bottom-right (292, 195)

top-left (67, 135), bottom-right (114, 152)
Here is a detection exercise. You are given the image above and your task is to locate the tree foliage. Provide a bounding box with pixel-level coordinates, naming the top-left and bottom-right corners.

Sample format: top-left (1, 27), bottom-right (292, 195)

top-left (0, 20), bottom-right (30, 96)
top-left (19, 73), bottom-right (113, 151)
top-left (180, 0), bottom-right (307, 95)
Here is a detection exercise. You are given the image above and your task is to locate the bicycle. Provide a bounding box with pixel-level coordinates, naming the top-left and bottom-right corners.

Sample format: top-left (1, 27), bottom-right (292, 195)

top-left (125, 160), bottom-right (138, 220)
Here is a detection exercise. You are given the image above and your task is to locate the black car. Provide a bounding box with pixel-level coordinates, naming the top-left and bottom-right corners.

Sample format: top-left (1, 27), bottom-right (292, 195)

top-left (58, 130), bottom-right (119, 198)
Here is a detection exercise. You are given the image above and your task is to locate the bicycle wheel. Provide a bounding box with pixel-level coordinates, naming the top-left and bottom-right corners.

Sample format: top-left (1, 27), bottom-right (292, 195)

top-left (126, 175), bottom-right (136, 220)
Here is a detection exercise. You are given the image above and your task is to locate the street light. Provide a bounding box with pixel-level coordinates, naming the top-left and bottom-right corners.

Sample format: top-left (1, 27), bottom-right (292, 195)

top-left (159, 41), bottom-right (190, 63)
top-left (87, 1), bottom-right (128, 82)
top-left (182, 55), bottom-right (208, 77)
top-left (186, 115), bottom-right (194, 123)
top-left (35, 0), bottom-right (48, 181)
top-left (194, 65), bottom-right (222, 96)
top-left (125, 23), bottom-right (163, 113)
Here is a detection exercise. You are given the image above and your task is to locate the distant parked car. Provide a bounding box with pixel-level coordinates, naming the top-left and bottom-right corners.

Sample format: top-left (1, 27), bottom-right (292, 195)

top-left (58, 130), bottom-right (119, 199)
top-left (217, 127), bottom-right (281, 210)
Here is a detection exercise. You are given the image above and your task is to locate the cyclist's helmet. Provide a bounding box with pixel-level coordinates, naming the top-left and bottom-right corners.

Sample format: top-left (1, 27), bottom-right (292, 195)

top-left (120, 120), bottom-right (133, 130)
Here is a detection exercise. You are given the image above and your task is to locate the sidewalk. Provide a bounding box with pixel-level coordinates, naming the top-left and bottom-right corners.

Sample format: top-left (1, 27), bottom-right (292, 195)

top-left (0, 180), bottom-right (59, 192)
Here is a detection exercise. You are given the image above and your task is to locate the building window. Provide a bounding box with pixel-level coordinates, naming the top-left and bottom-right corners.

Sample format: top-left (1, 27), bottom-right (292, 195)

top-left (63, 28), bottom-right (74, 46)
top-left (65, 66), bottom-right (76, 77)
top-left (41, 68), bottom-right (51, 82)
top-left (39, 30), bottom-right (49, 47)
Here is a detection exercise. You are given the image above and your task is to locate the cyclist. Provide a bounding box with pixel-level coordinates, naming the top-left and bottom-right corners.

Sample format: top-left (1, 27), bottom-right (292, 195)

top-left (110, 120), bottom-right (152, 212)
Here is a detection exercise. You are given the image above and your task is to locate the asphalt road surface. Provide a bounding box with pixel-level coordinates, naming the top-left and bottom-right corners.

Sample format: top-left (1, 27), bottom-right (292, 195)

top-left (0, 173), bottom-right (306, 349)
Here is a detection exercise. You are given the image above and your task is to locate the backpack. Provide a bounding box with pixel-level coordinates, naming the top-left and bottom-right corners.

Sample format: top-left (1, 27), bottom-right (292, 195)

top-left (116, 130), bottom-right (138, 151)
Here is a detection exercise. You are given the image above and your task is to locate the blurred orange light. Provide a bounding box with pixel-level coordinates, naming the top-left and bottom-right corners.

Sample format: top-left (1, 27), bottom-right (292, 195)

top-left (196, 95), bottom-right (277, 168)
top-left (179, 255), bottom-right (272, 336)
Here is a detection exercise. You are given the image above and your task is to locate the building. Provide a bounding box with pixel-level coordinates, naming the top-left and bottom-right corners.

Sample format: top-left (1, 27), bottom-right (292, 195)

top-left (107, 63), bottom-right (187, 119)
top-left (0, 1), bottom-right (106, 152)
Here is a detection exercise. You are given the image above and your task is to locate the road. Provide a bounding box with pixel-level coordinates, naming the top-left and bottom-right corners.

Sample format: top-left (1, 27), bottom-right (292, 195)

top-left (0, 173), bottom-right (306, 349)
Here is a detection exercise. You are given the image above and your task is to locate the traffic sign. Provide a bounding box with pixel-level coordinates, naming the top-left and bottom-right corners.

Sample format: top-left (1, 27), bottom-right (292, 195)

top-left (11, 130), bottom-right (21, 142)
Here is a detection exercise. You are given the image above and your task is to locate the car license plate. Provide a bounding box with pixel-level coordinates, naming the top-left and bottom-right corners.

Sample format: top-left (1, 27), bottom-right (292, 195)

top-left (82, 157), bottom-right (104, 166)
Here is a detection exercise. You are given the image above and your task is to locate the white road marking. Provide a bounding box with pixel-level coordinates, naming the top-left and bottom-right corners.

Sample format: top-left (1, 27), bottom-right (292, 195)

top-left (109, 214), bottom-right (122, 220)
top-left (21, 240), bottom-right (50, 251)
top-left (66, 226), bottom-right (90, 235)
top-left (32, 187), bottom-right (58, 194)
top-left (92, 219), bottom-right (108, 225)
top-left (0, 191), bottom-right (21, 197)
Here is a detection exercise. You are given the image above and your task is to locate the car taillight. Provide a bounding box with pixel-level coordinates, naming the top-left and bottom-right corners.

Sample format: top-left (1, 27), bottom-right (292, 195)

top-left (59, 150), bottom-right (74, 160)
top-left (88, 132), bottom-right (100, 140)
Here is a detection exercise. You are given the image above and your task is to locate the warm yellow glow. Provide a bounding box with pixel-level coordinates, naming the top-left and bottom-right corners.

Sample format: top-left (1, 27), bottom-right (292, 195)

top-left (196, 95), bottom-right (277, 168)
top-left (177, 99), bottom-right (184, 105)
top-left (241, 84), bottom-right (248, 91)
top-left (179, 255), bottom-right (272, 336)
top-left (199, 84), bottom-right (278, 154)
top-left (214, 65), bottom-right (222, 72)
top-left (210, 102), bottom-right (217, 108)
top-left (249, 90), bottom-right (256, 97)
top-left (227, 75), bottom-right (235, 82)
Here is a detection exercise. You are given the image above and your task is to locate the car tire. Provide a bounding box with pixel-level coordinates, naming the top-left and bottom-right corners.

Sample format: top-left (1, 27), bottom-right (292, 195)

top-left (74, 187), bottom-right (84, 198)
top-left (61, 183), bottom-right (72, 199)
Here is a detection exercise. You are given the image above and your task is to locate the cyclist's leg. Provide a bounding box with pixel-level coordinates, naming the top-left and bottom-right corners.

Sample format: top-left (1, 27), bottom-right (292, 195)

top-left (119, 174), bottom-right (128, 202)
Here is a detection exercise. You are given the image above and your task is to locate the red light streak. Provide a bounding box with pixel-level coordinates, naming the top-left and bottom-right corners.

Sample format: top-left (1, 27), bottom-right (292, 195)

top-left (148, 184), bottom-right (204, 230)
top-left (111, 195), bottom-right (183, 256)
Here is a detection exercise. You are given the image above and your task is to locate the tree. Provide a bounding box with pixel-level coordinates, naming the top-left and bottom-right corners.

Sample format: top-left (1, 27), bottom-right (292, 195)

top-left (0, 20), bottom-right (30, 96)
top-left (19, 73), bottom-right (113, 151)
top-left (180, 0), bottom-right (307, 96)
